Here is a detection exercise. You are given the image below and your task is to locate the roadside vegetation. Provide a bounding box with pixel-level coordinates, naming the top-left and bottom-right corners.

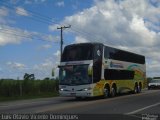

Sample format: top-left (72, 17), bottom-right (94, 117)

top-left (0, 73), bottom-right (59, 102)
top-left (0, 75), bottom-right (157, 102)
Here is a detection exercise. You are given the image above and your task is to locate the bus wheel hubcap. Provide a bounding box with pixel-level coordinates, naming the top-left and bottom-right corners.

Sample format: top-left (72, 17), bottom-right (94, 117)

top-left (104, 88), bottom-right (109, 97)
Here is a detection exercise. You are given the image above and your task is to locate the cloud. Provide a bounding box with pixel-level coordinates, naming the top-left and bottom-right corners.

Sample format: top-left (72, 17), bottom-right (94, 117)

top-left (49, 24), bottom-right (59, 31)
top-left (61, 0), bottom-right (158, 47)
top-left (75, 36), bottom-right (88, 43)
top-left (15, 7), bottom-right (30, 16)
top-left (24, 0), bottom-right (47, 4)
top-left (56, 1), bottom-right (65, 7)
top-left (54, 50), bottom-right (60, 58)
top-left (40, 44), bottom-right (52, 49)
top-left (0, 6), bottom-right (8, 17)
top-left (40, 34), bottom-right (60, 42)
top-left (50, 0), bottom-right (160, 77)
top-left (33, 56), bottom-right (59, 79)
top-left (7, 62), bottom-right (26, 69)
top-left (3, 57), bottom-right (58, 79)
top-left (0, 25), bottom-right (60, 46)
top-left (0, 25), bottom-right (32, 46)
top-left (129, 15), bottom-right (156, 46)
top-left (0, 7), bottom-right (9, 24)
top-left (147, 59), bottom-right (160, 77)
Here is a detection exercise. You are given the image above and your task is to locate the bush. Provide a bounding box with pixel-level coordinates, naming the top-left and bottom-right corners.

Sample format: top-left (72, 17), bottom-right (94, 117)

top-left (0, 78), bottom-right (59, 98)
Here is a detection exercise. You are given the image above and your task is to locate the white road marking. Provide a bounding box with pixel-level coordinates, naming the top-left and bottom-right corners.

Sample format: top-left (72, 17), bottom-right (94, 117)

top-left (126, 102), bottom-right (160, 115)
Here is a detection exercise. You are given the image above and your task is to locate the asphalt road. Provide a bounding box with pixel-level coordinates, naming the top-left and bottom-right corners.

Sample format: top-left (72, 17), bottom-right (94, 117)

top-left (0, 89), bottom-right (160, 120)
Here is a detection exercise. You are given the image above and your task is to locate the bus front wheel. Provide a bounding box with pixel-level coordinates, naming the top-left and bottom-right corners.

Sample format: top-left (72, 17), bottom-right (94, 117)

top-left (103, 86), bottom-right (110, 98)
top-left (134, 83), bottom-right (138, 94)
top-left (138, 83), bottom-right (142, 93)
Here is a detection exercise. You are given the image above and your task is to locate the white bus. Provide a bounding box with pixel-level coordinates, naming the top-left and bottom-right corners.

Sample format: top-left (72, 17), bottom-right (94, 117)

top-left (58, 42), bottom-right (146, 98)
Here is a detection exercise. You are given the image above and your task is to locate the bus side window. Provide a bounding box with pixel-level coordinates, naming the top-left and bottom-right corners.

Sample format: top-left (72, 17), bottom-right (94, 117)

top-left (104, 46), bottom-right (109, 59)
top-left (104, 46), bottom-right (115, 59)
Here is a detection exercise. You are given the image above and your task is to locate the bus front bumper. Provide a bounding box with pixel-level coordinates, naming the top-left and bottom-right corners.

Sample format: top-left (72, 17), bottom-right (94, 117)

top-left (59, 90), bottom-right (93, 97)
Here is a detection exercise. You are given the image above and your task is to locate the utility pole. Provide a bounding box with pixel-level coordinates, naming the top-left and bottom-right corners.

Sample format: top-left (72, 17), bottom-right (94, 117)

top-left (57, 25), bottom-right (71, 61)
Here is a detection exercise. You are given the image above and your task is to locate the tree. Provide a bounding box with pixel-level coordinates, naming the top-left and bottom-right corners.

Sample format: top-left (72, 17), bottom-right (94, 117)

top-left (23, 73), bottom-right (35, 95)
top-left (24, 73), bottom-right (35, 80)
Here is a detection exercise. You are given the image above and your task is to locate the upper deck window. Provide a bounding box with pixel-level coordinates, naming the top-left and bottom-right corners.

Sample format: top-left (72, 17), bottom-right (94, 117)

top-left (104, 46), bottom-right (145, 64)
top-left (61, 43), bottom-right (93, 62)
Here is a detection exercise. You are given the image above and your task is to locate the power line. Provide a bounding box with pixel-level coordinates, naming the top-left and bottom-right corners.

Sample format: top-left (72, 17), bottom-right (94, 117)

top-left (69, 25), bottom-right (113, 45)
top-left (0, 1), bottom-right (105, 43)
top-left (0, 30), bottom-right (34, 40)
top-left (0, 1), bottom-right (108, 45)
top-left (0, 1), bottom-right (57, 25)
top-left (0, 27), bottom-right (59, 43)
top-left (0, 1), bottom-right (127, 47)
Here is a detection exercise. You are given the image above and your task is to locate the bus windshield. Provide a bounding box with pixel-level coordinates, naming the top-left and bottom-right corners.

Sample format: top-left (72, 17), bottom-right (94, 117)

top-left (150, 80), bottom-right (160, 83)
top-left (61, 44), bottom-right (93, 62)
top-left (59, 65), bottom-right (92, 85)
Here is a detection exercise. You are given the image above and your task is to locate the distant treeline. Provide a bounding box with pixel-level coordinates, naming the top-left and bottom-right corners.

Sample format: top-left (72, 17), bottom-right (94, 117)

top-left (0, 77), bottom-right (59, 97)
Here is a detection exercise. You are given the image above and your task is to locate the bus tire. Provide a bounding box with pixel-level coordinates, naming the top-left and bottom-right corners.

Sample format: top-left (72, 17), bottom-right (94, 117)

top-left (138, 83), bottom-right (142, 93)
top-left (103, 85), bottom-right (110, 98)
top-left (134, 83), bottom-right (138, 94)
top-left (111, 86), bottom-right (117, 97)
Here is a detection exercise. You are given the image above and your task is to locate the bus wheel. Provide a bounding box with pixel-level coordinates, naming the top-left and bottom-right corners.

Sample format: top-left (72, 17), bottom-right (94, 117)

top-left (103, 86), bottom-right (110, 98)
top-left (138, 83), bottom-right (142, 93)
top-left (134, 84), bottom-right (138, 94)
top-left (111, 87), bottom-right (116, 97)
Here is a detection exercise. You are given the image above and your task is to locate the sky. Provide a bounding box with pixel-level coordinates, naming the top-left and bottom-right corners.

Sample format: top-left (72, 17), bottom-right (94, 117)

top-left (0, 0), bottom-right (160, 79)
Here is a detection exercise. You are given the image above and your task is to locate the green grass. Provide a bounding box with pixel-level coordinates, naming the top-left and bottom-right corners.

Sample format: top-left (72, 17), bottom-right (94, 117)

top-left (0, 92), bottom-right (59, 102)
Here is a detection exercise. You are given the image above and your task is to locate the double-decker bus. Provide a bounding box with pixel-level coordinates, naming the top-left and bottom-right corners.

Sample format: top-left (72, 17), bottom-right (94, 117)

top-left (58, 42), bottom-right (146, 98)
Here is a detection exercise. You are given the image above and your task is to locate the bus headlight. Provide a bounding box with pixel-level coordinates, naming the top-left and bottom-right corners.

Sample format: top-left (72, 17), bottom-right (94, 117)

top-left (60, 88), bottom-right (64, 91)
top-left (83, 87), bottom-right (92, 91)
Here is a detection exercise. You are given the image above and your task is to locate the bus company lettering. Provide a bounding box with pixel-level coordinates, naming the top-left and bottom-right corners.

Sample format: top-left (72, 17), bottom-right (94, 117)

top-left (110, 61), bottom-right (124, 69)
